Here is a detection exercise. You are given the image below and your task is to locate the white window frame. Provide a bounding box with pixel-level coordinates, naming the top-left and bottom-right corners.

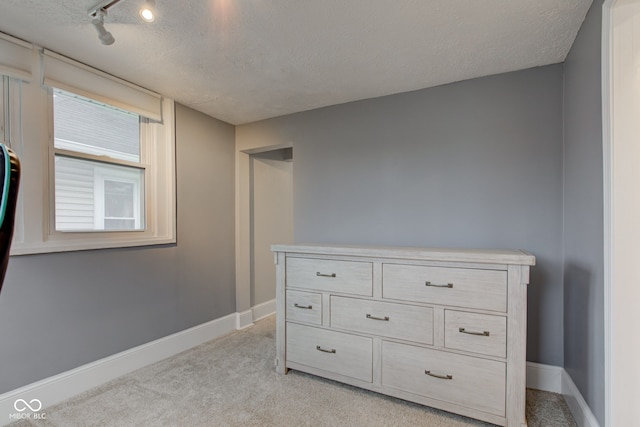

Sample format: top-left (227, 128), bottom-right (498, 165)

top-left (0, 75), bottom-right (19, 147)
top-left (1, 76), bottom-right (6, 142)
top-left (50, 89), bottom-right (148, 234)
top-left (1, 75), bottom-right (25, 246)
top-left (5, 42), bottom-right (176, 255)
top-left (40, 94), bottom-right (175, 253)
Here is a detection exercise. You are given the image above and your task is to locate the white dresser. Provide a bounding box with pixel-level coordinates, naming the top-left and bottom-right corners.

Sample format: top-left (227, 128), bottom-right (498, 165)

top-left (272, 244), bottom-right (535, 427)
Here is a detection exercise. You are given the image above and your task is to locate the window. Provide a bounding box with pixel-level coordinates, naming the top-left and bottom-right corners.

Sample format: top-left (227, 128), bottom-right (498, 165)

top-left (103, 179), bottom-right (140, 230)
top-left (3, 43), bottom-right (176, 255)
top-left (52, 90), bottom-right (145, 232)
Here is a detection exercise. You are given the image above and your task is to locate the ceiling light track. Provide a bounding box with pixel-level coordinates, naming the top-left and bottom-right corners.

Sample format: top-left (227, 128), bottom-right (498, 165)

top-left (87, 0), bottom-right (124, 18)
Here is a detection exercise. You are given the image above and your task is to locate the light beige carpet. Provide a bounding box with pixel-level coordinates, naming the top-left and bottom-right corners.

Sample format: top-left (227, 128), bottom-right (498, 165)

top-left (9, 315), bottom-right (577, 427)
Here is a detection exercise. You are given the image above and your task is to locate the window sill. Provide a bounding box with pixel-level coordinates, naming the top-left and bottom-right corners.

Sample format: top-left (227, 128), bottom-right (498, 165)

top-left (10, 235), bottom-right (176, 256)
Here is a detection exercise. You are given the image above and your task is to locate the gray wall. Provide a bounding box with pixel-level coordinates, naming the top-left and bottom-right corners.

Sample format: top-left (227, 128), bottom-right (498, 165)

top-left (0, 104), bottom-right (236, 394)
top-left (562, 1), bottom-right (605, 425)
top-left (238, 65), bottom-right (565, 365)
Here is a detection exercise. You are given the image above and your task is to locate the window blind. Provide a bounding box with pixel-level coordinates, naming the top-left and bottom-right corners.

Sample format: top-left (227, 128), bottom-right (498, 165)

top-left (0, 32), bottom-right (33, 81)
top-left (41, 49), bottom-right (163, 122)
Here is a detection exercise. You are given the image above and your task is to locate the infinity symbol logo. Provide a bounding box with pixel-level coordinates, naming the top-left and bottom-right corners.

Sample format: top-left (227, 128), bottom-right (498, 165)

top-left (14, 399), bottom-right (42, 412)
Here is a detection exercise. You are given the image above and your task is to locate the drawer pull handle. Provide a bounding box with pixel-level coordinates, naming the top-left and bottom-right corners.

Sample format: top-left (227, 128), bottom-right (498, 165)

top-left (425, 370), bottom-right (453, 380)
top-left (316, 272), bottom-right (337, 278)
top-left (459, 327), bottom-right (490, 336)
top-left (366, 314), bottom-right (390, 321)
top-left (425, 281), bottom-right (453, 288)
top-left (316, 345), bottom-right (336, 354)
top-left (294, 303), bottom-right (313, 310)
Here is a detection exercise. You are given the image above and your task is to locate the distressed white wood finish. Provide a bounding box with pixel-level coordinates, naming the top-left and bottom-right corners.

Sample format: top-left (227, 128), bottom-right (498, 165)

top-left (444, 310), bottom-right (507, 358)
top-left (273, 244), bottom-right (534, 427)
top-left (272, 244), bottom-right (535, 266)
top-left (286, 257), bottom-right (373, 296)
top-left (283, 359), bottom-right (506, 426)
top-left (274, 251), bottom-right (287, 374)
top-left (321, 293), bottom-right (331, 327)
top-left (383, 264), bottom-right (508, 312)
top-left (382, 341), bottom-right (506, 416)
top-left (434, 307), bottom-right (446, 348)
top-left (505, 265), bottom-right (530, 427)
top-left (331, 296), bottom-right (434, 344)
top-left (286, 322), bottom-right (373, 382)
top-left (372, 262), bottom-right (383, 299)
top-left (286, 290), bottom-right (322, 325)
top-left (372, 337), bottom-right (383, 385)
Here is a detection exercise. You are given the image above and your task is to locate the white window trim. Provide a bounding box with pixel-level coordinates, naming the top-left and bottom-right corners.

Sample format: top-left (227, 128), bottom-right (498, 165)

top-left (6, 44), bottom-right (176, 255)
top-left (3, 75), bottom-right (25, 246)
top-left (1, 76), bottom-right (6, 142)
top-left (0, 32), bottom-right (33, 82)
top-left (54, 137), bottom-right (140, 163)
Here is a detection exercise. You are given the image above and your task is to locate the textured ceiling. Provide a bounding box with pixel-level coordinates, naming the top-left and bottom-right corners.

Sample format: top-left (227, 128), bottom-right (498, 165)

top-left (0, 0), bottom-right (592, 125)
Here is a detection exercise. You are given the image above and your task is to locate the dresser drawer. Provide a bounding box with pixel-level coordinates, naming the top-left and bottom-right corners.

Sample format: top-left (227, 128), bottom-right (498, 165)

top-left (286, 257), bottom-right (372, 296)
top-left (382, 341), bottom-right (505, 416)
top-left (382, 264), bottom-right (507, 312)
top-left (331, 296), bottom-right (433, 344)
top-left (445, 310), bottom-right (506, 358)
top-left (286, 322), bottom-right (373, 382)
top-left (286, 290), bottom-right (322, 325)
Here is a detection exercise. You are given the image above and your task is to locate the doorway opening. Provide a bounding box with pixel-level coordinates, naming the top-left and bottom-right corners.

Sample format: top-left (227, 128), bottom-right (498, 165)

top-left (249, 148), bottom-right (293, 309)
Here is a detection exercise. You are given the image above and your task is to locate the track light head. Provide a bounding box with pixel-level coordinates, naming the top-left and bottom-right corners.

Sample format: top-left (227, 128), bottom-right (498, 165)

top-left (139, 0), bottom-right (156, 22)
top-left (97, 26), bottom-right (116, 45)
top-left (91, 9), bottom-right (115, 45)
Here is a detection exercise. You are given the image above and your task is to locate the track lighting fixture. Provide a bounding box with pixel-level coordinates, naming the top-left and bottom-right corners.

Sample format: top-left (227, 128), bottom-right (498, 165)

top-left (91, 9), bottom-right (115, 45)
top-left (87, 0), bottom-right (157, 45)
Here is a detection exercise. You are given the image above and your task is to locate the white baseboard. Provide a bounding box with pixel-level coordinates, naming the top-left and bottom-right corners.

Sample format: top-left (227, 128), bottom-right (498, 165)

top-left (561, 369), bottom-right (601, 427)
top-left (236, 299), bottom-right (276, 329)
top-left (526, 362), bottom-right (600, 427)
top-left (236, 309), bottom-right (254, 330)
top-left (0, 309), bottom-right (251, 426)
top-left (526, 362), bottom-right (563, 393)
top-left (252, 299), bottom-right (276, 322)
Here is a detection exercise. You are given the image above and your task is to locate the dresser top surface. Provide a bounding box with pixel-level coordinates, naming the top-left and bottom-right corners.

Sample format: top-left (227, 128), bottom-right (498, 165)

top-left (271, 244), bottom-right (535, 266)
